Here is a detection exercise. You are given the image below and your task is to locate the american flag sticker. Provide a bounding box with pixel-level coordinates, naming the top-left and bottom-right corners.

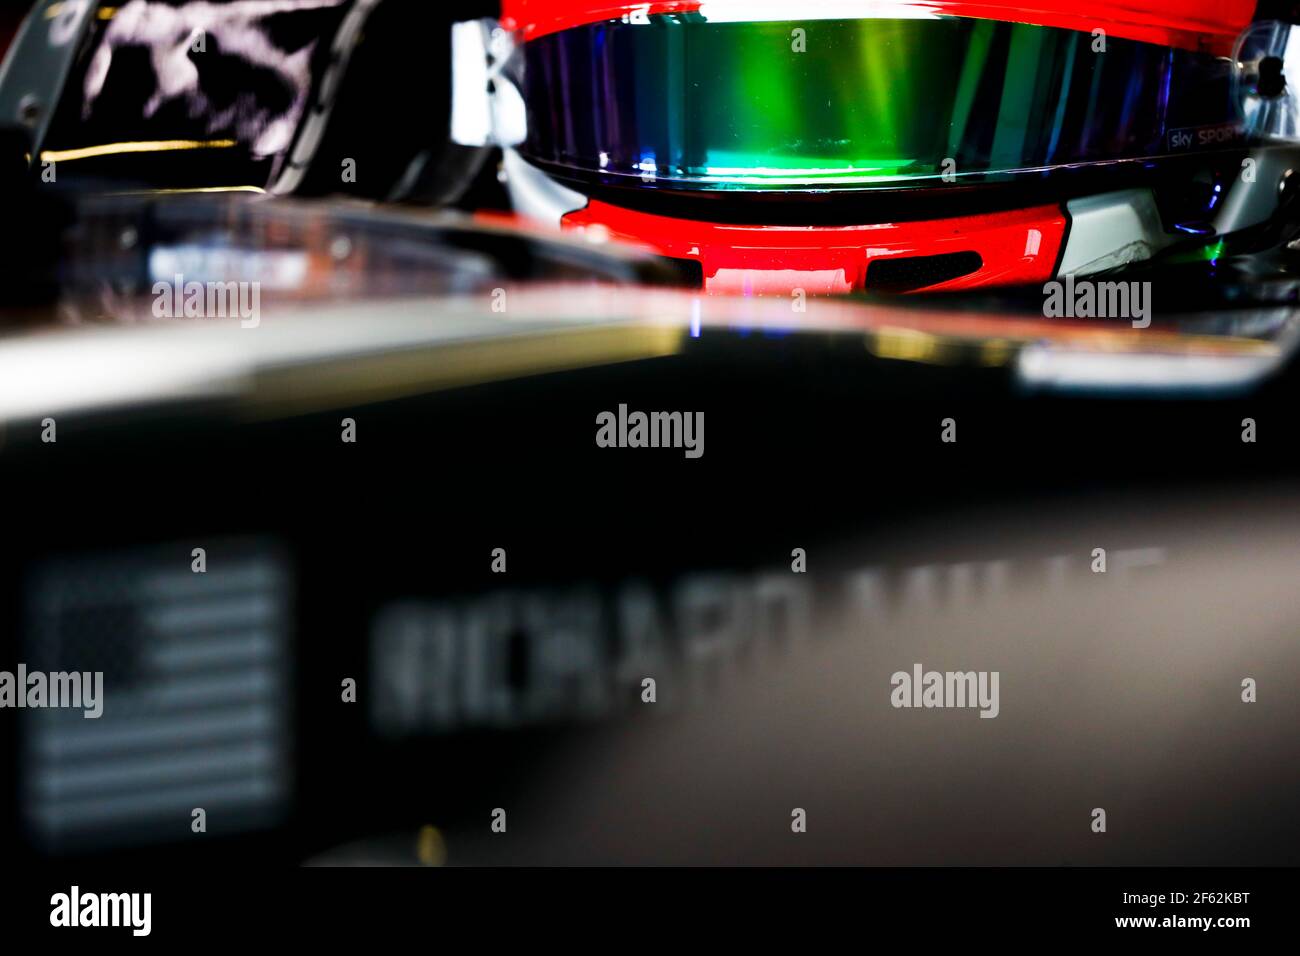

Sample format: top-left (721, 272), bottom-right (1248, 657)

top-left (22, 539), bottom-right (293, 852)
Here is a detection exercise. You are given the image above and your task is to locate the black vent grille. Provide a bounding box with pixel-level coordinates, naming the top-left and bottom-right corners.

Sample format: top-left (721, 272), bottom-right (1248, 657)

top-left (866, 251), bottom-right (983, 292)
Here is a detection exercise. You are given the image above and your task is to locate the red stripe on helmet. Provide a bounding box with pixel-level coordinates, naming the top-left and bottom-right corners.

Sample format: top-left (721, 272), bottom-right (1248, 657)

top-left (499, 1), bottom-right (1255, 53)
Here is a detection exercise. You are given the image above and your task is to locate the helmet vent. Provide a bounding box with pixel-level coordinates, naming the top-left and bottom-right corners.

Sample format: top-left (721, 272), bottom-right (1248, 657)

top-left (865, 251), bottom-right (983, 292)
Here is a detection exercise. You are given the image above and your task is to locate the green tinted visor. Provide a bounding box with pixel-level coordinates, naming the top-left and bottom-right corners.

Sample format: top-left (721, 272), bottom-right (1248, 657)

top-left (516, 14), bottom-right (1242, 190)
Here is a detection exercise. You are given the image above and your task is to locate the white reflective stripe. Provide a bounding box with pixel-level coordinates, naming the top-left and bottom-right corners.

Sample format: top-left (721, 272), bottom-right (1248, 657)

top-left (697, 0), bottom-right (940, 21)
top-left (1017, 343), bottom-right (1278, 393)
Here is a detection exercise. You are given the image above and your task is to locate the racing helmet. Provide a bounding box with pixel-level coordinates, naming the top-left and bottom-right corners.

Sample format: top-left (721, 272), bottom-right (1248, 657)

top-left (457, 0), bottom-right (1300, 293)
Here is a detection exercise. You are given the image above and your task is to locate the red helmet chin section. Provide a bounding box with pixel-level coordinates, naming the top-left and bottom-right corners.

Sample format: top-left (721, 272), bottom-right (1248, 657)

top-left (563, 200), bottom-right (1067, 294)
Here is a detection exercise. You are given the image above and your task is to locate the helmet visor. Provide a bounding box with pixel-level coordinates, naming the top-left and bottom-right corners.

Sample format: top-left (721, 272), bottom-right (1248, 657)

top-left (516, 13), bottom-right (1241, 189)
